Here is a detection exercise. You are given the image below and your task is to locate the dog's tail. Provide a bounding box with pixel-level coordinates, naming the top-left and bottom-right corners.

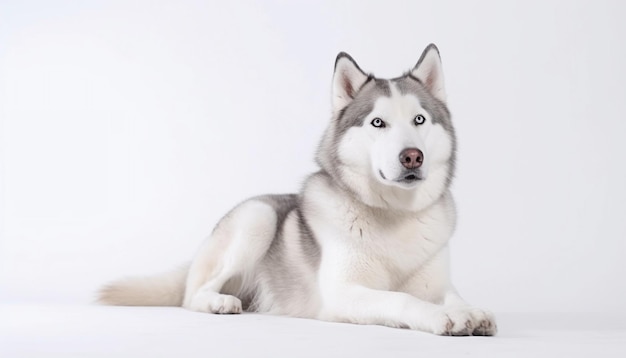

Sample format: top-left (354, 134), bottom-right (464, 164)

top-left (97, 264), bottom-right (189, 307)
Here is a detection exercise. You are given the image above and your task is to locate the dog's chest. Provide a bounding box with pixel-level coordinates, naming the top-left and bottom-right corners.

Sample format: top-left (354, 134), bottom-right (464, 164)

top-left (340, 211), bottom-right (447, 285)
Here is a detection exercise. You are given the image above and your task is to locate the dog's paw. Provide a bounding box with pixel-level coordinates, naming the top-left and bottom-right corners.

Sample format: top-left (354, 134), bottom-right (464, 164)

top-left (469, 308), bottom-right (497, 336)
top-left (208, 294), bottom-right (242, 314)
top-left (430, 307), bottom-right (474, 336)
top-left (430, 307), bottom-right (497, 336)
top-left (187, 293), bottom-right (242, 314)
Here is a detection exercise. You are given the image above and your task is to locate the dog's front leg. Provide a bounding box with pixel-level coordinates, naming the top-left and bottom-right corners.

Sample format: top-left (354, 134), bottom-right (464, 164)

top-left (321, 284), bottom-right (476, 335)
top-left (401, 247), bottom-right (497, 335)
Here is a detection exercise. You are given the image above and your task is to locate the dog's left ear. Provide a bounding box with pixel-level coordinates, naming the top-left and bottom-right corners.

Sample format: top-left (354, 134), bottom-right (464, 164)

top-left (411, 44), bottom-right (446, 103)
top-left (332, 52), bottom-right (369, 114)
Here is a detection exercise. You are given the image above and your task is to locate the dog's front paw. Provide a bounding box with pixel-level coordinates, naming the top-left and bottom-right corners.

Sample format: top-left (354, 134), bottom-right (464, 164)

top-left (468, 308), bottom-right (497, 336)
top-left (430, 307), bottom-right (473, 336)
top-left (430, 307), bottom-right (497, 336)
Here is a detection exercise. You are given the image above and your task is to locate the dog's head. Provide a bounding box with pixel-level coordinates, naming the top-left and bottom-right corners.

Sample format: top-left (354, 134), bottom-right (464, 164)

top-left (316, 44), bottom-right (456, 212)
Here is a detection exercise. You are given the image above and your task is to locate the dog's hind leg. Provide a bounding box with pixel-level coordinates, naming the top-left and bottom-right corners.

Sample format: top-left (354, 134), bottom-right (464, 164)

top-left (182, 200), bottom-right (278, 314)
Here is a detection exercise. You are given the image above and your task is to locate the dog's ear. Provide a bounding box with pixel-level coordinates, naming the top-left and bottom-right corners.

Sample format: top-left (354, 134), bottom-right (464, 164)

top-left (332, 52), bottom-right (369, 113)
top-left (411, 44), bottom-right (446, 103)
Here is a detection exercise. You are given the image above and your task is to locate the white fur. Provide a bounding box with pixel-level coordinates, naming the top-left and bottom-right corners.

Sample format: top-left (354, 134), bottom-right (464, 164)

top-left (98, 265), bottom-right (189, 306)
top-left (183, 200), bottom-right (276, 313)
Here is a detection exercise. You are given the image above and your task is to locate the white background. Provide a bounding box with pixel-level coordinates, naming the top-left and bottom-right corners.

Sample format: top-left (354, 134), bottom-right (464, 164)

top-left (1, 0), bottom-right (624, 315)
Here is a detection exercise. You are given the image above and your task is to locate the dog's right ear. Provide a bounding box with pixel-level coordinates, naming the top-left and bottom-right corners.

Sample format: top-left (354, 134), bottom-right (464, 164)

top-left (332, 52), bottom-right (369, 114)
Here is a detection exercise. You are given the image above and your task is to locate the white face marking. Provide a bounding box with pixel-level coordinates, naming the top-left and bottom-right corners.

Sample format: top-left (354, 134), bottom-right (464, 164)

top-left (338, 83), bottom-right (453, 191)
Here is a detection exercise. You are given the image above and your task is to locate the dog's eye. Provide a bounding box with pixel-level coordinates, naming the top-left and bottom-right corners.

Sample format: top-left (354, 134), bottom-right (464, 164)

top-left (371, 118), bottom-right (386, 128)
top-left (413, 114), bottom-right (426, 126)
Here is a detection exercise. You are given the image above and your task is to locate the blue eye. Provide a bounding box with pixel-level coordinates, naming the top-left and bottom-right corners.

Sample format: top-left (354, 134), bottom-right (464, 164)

top-left (413, 114), bottom-right (426, 125)
top-left (371, 118), bottom-right (386, 128)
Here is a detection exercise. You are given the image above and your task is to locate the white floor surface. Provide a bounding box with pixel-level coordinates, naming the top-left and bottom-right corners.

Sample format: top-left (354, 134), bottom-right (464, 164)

top-left (1, 304), bottom-right (625, 358)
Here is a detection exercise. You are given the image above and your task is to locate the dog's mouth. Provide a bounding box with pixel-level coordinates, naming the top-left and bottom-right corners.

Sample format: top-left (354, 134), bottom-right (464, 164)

top-left (396, 171), bottom-right (424, 184)
top-left (379, 169), bottom-right (424, 185)
top-left (399, 173), bottom-right (422, 182)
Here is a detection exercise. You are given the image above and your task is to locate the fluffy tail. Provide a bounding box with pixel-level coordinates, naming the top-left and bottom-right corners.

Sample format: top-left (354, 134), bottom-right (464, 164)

top-left (97, 264), bottom-right (189, 306)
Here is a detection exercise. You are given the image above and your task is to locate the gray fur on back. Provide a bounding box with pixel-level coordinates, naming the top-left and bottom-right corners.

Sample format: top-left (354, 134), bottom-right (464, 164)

top-left (251, 194), bottom-right (321, 314)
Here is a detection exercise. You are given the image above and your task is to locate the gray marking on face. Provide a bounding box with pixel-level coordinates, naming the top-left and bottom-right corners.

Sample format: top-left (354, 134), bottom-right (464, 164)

top-left (392, 76), bottom-right (457, 187)
top-left (335, 78), bottom-right (391, 138)
top-left (392, 76), bottom-right (451, 130)
top-left (314, 79), bottom-right (392, 195)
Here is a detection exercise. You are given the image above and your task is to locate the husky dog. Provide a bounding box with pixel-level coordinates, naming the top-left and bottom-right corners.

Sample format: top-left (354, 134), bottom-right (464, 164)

top-left (99, 44), bottom-right (497, 336)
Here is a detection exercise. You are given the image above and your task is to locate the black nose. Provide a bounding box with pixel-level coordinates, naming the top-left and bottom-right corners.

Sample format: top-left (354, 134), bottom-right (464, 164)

top-left (399, 148), bottom-right (424, 169)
